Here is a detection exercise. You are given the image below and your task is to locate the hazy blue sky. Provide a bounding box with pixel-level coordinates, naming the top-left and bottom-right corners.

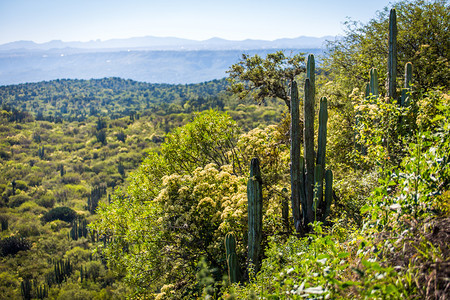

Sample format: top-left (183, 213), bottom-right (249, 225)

top-left (0, 0), bottom-right (394, 44)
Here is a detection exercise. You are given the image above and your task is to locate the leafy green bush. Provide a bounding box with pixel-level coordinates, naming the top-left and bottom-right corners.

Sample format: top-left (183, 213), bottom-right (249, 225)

top-left (8, 193), bottom-right (32, 208)
top-left (42, 206), bottom-right (77, 223)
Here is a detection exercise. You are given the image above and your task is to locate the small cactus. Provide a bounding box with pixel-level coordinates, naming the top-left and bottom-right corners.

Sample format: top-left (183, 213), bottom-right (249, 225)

top-left (225, 233), bottom-right (240, 283)
top-left (401, 62), bottom-right (413, 106)
top-left (369, 68), bottom-right (379, 98)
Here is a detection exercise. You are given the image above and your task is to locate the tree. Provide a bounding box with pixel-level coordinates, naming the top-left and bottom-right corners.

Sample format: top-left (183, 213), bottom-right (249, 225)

top-left (91, 111), bottom-right (290, 297)
top-left (161, 109), bottom-right (242, 175)
top-left (323, 0), bottom-right (449, 96)
top-left (227, 51), bottom-right (306, 109)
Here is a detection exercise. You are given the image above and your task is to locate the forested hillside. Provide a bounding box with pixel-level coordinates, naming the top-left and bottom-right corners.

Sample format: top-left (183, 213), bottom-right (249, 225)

top-left (0, 77), bottom-right (286, 299)
top-left (0, 0), bottom-right (449, 299)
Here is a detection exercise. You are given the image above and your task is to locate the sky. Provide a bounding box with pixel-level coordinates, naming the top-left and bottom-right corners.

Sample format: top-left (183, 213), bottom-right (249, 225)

top-left (0, 0), bottom-right (395, 45)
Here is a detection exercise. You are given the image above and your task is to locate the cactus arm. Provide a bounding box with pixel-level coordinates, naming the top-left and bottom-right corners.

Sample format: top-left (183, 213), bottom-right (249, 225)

top-left (290, 81), bottom-right (303, 233)
top-left (306, 54), bottom-right (316, 96)
top-left (247, 158), bottom-right (263, 273)
top-left (303, 78), bottom-right (315, 227)
top-left (388, 8), bottom-right (398, 101)
top-left (322, 169), bottom-right (333, 223)
top-left (401, 62), bottom-right (413, 106)
top-left (316, 97), bottom-right (328, 209)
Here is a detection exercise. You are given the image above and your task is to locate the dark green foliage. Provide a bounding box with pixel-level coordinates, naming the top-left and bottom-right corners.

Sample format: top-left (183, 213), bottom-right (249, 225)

top-left (42, 206), bottom-right (77, 223)
top-left (225, 233), bottom-right (240, 283)
top-left (46, 259), bottom-right (73, 286)
top-left (87, 184), bottom-right (107, 214)
top-left (0, 215), bottom-right (8, 231)
top-left (0, 236), bottom-right (31, 256)
top-left (95, 129), bottom-right (107, 145)
top-left (20, 278), bottom-right (32, 300)
top-left (96, 117), bottom-right (107, 131)
top-left (228, 51), bottom-right (306, 108)
top-left (35, 284), bottom-right (48, 300)
top-left (116, 131), bottom-right (126, 142)
top-left (118, 162), bottom-right (125, 177)
top-left (37, 145), bottom-right (45, 159)
top-left (11, 179), bottom-right (16, 195)
top-left (70, 218), bottom-right (89, 241)
top-left (247, 158), bottom-right (263, 273)
top-left (58, 164), bottom-right (65, 177)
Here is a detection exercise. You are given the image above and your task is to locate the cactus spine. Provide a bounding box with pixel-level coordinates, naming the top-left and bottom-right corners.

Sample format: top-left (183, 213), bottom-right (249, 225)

top-left (247, 157), bottom-right (263, 272)
top-left (225, 233), bottom-right (240, 283)
top-left (388, 8), bottom-right (398, 101)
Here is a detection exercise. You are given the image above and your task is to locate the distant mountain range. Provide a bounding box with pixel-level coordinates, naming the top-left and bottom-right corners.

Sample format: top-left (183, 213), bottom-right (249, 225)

top-left (0, 35), bottom-right (334, 51)
top-left (0, 36), bottom-right (335, 85)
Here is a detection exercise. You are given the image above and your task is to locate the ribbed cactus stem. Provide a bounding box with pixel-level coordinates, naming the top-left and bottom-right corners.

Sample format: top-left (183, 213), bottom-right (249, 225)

top-left (307, 54), bottom-right (315, 96)
top-left (388, 8), bottom-right (398, 101)
top-left (281, 188), bottom-right (290, 233)
top-left (322, 169), bottom-right (333, 222)
top-left (401, 62), bottom-right (413, 106)
top-left (303, 78), bottom-right (315, 227)
top-left (364, 83), bottom-right (370, 100)
top-left (316, 97), bottom-right (328, 209)
top-left (369, 68), bottom-right (379, 98)
top-left (225, 233), bottom-right (240, 283)
top-left (313, 164), bottom-right (323, 214)
top-left (290, 81), bottom-right (302, 233)
top-left (247, 157), bottom-right (262, 273)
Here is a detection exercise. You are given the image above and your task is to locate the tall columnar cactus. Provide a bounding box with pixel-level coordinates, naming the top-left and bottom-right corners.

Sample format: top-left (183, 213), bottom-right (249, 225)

top-left (369, 68), bottom-right (379, 98)
top-left (304, 77), bottom-right (315, 227)
top-left (323, 169), bottom-right (333, 221)
top-left (281, 188), bottom-right (290, 233)
top-left (225, 233), bottom-right (240, 283)
top-left (20, 278), bottom-right (32, 300)
top-left (401, 62), bottom-right (413, 106)
top-left (247, 157), bottom-right (263, 272)
top-left (290, 81), bottom-right (303, 233)
top-left (290, 54), bottom-right (333, 233)
top-left (307, 54), bottom-right (315, 96)
top-left (316, 96), bottom-right (328, 210)
top-left (388, 8), bottom-right (398, 101)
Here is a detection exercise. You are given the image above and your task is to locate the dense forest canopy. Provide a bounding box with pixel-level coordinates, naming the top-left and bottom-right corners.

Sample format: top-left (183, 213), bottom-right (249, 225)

top-left (0, 0), bottom-right (449, 299)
